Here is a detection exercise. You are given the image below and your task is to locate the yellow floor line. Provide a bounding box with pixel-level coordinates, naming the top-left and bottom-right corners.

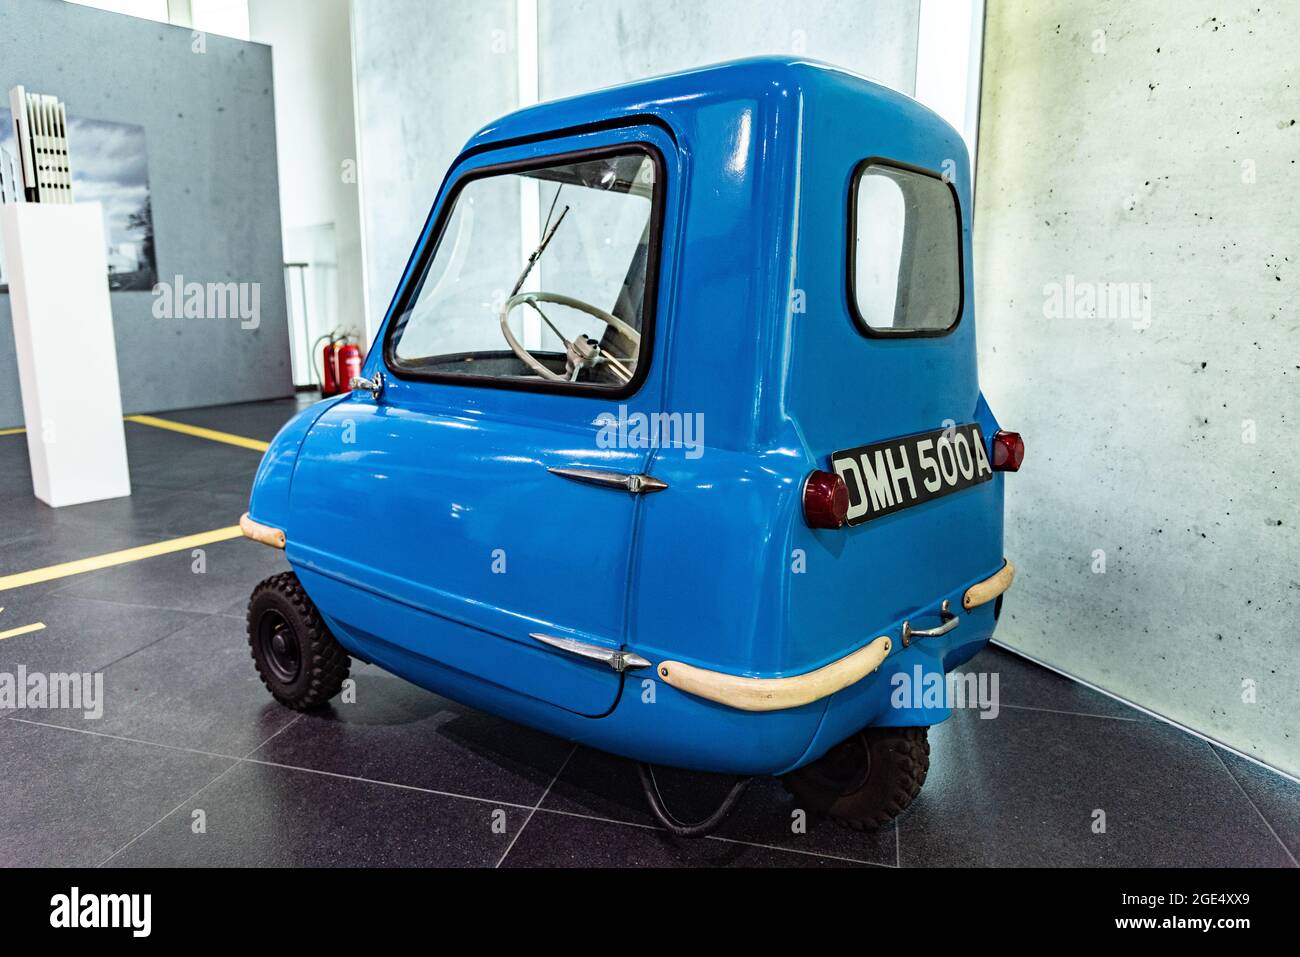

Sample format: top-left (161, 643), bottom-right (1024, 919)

top-left (124, 414), bottom-right (270, 451)
top-left (0, 622), bottom-right (46, 641)
top-left (1, 416), bottom-right (269, 451)
top-left (0, 526), bottom-right (245, 592)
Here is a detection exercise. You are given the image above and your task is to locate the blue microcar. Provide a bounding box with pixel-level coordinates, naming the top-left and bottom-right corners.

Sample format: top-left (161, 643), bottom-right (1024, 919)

top-left (240, 57), bottom-right (1021, 834)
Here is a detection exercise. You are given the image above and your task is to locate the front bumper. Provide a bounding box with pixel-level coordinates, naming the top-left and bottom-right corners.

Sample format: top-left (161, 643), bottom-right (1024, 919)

top-left (240, 512), bottom-right (285, 549)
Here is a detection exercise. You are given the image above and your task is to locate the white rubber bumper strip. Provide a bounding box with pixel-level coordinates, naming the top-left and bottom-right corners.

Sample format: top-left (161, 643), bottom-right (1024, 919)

top-left (656, 635), bottom-right (893, 713)
top-left (240, 512), bottom-right (285, 550)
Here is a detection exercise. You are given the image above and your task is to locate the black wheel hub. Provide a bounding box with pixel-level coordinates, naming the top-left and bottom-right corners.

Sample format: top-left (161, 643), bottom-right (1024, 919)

top-left (258, 609), bottom-right (301, 684)
top-left (803, 731), bottom-right (873, 794)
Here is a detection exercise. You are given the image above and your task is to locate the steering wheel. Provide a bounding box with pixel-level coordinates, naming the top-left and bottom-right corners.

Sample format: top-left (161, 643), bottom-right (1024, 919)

top-left (500, 291), bottom-right (641, 384)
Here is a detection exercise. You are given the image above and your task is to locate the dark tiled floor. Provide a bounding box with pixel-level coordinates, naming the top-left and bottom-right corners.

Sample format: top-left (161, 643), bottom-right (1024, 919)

top-left (110, 760), bottom-right (520, 868)
top-left (0, 719), bottom-right (234, 867)
top-left (54, 537), bottom-right (291, 616)
top-left (901, 706), bottom-right (1295, 867)
top-left (0, 398), bottom-right (1297, 868)
top-left (252, 663), bottom-right (575, 806)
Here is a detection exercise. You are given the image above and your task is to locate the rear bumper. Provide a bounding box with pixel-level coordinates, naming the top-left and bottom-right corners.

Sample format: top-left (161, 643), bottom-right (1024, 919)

top-left (657, 636), bottom-right (893, 711)
top-left (963, 558), bottom-right (1014, 609)
top-left (656, 558), bottom-right (1015, 714)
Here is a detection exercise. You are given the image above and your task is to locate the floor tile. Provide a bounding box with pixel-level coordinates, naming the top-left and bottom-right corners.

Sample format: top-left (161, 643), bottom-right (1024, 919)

top-left (959, 643), bottom-right (1146, 721)
top-left (0, 483), bottom-right (185, 545)
top-left (31, 613), bottom-right (297, 757)
top-left (542, 746), bottom-right (895, 866)
top-left (0, 719), bottom-right (234, 867)
top-left (0, 591), bottom-right (204, 674)
top-left (1213, 746), bottom-right (1300, 863)
top-left (41, 487), bottom-right (252, 542)
top-left (0, 522), bottom-right (165, 596)
top-left (53, 537), bottom-right (290, 615)
top-left (152, 398), bottom-right (316, 443)
top-left (123, 432), bottom-right (261, 498)
top-left (898, 706), bottom-right (1295, 867)
top-left (253, 662), bottom-right (574, 805)
top-left (112, 760), bottom-right (515, 867)
top-left (503, 809), bottom-right (861, 867)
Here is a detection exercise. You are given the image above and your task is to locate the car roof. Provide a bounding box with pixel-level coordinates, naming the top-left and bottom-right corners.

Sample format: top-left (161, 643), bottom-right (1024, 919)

top-left (464, 55), bottom-right (947, 151)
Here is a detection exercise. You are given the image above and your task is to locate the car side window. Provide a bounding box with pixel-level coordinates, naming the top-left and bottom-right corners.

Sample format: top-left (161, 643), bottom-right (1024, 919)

top-left (850, 162), bottom-right (961, 336)
top-left (387, 147), bottom-right (660, 392)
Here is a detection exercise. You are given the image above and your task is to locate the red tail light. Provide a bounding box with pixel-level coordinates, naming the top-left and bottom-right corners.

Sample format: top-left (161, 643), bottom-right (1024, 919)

top-left (803, 470), bottom-right (849, 529)
top-left (992, 430), bottom-right (1024, 471)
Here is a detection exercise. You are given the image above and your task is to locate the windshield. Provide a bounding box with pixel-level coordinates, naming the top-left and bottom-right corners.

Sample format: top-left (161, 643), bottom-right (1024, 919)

top-left (388, 148), bottom-right (659, 389)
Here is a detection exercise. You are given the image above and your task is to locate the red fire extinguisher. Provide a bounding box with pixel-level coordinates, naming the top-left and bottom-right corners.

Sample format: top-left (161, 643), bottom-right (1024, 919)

top-left (320, 339), bottom-right (340, 396)
top-left (338, 342), bottom-right (363, 392)
top-left (317, 331), bottom-right (366, 398)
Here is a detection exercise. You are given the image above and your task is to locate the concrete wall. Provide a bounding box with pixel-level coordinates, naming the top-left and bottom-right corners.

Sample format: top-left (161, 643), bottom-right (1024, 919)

top-left (0, 0), bottom-right (291, 428)
top-left (538, 0), bottom-right (919, 101)
top-left (351, 0), bottom-right (921, 332)
top-left (249, 0), bottom-right (366, 381)
top-left (976, 1), bottom-right (1300, 775)
top-left (351, 0), bottom-right (518, 331)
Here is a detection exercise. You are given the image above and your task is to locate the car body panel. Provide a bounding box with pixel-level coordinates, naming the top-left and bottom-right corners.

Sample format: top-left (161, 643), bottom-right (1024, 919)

top-left (248, 57), bottom-right (1010, 774)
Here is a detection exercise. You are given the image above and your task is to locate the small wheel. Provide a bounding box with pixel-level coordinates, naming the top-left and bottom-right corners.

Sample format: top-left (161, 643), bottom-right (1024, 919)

top-left (246, 571), bottom-right (350, 711)
top-left (781, 726), bottom-right (930, 831)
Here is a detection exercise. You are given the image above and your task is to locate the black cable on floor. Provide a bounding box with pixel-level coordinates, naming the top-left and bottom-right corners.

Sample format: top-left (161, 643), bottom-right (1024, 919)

top-left (637, 763), bottom-right (752, 838)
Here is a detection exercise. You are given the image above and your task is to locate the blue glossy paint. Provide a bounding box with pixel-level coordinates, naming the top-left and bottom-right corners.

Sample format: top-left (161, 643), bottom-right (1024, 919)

top-left (247, 58), bottom-right (1009, 775)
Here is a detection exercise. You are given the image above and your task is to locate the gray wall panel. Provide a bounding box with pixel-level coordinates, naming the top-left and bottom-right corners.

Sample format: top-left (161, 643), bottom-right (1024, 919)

top-left (977, 0), bottom-right (1300, 776)
top-left (351, 0), bottom-right (519, 330)
top-left (0, 0), bottom-right (291, 428)
top-left (539, 0), bottom-right (919, 102)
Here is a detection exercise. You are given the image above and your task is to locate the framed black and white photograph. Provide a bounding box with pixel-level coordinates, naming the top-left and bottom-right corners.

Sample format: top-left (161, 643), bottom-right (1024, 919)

top-left (0, 110), bottom-right (157, 291)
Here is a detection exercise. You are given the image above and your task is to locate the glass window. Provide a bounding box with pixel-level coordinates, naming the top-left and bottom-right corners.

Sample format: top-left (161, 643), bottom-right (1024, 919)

top-left (388, 148), bottom-right (659, 390)
top-left (851, 163), bottom-right (961, 335)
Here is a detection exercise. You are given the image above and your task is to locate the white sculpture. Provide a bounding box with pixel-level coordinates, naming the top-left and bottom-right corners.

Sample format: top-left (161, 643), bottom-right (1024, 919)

top-left (8, 85), bottom-right (72, 204)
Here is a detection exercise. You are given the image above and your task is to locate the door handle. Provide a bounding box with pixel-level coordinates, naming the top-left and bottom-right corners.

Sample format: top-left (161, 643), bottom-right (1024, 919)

top-left (350, 372), bottom-right (384, 399)
top-left (530, 633), bottom-right (653, 673)
top-left (900, 600), bottom-right (959, 647)
top-left (547, 467), bottom-right (667, 494)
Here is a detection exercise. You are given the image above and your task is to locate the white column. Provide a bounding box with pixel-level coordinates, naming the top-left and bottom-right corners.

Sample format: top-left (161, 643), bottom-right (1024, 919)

top-left (516, 0), bottom-right (542, 349)
top-left (1, 203), bottom-right (131, 507)
top-left (914, 0), bottom-right (985, 179)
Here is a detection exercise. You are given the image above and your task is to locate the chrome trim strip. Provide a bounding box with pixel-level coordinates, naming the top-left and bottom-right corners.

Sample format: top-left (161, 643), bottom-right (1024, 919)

top-left (530, 633), bottom-right (653, 673)
top-left (547, 466), bottom-right (668, 494)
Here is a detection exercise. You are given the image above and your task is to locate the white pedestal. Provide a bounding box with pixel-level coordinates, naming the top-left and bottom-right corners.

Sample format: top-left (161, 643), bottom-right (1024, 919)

top-left (1, 202), bottom-right (131, 506)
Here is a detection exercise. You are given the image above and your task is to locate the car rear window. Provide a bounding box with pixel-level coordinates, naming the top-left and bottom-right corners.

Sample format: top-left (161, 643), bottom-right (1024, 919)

top-left (850, 162), bottom-right (962, 336)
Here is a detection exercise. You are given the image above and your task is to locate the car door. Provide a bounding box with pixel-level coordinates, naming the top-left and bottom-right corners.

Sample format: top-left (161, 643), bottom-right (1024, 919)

top-left (288, 126), bottom-right (675, 718)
